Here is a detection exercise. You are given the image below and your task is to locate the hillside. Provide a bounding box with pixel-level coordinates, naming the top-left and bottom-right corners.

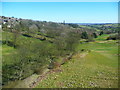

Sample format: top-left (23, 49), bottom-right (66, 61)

top-left (35, 34), bottom-right (118, 88)
top-left (1, 16), bottom-right (119, 88)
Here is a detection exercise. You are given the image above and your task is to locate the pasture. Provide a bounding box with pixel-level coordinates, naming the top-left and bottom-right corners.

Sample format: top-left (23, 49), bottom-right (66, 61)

top-left (36, 34), bottom-right (118, 88)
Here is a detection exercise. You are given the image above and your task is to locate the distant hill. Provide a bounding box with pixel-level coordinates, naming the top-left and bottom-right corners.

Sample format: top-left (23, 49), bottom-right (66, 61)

top-left (66, 23), bottom-right (117, 25)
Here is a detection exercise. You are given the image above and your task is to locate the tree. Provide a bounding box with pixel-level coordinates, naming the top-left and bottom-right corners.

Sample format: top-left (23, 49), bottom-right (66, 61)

top-left (99, 31), bottom-right (104, 36)
top-left (12, 30), bottom-right (20, 48)
top-left (54, 36), bottom-right (66, 56)
top-left (65, 31), bottom-right (80, 52)
top-left (4, 24), bottom-right (9, 45)
top-left (87, 35), bottom-right (94, 42)
top-left (68, 23), bottom-right (79, 28)
top-left (12, 22), bottom-right (21, 48)
top-left (81, 32), bottom-right (88, 39)
top-left (29, 24), bottom-right (38, 34)
top-left (93, 32), bottom-right (98, 38)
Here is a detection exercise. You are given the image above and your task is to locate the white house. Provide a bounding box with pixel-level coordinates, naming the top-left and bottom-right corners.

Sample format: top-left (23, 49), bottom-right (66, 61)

top-left (0, 25), bottom-right (1, 28)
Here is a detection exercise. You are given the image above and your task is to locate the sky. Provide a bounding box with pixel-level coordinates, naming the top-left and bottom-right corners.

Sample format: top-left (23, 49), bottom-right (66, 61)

top-left (1, 2), bottom-right (118, 23)
top-left (1, 0), bottom-right (120, 2)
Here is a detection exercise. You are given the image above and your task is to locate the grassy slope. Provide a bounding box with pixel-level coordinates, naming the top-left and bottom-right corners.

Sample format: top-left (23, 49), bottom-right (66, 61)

top-left (2, 45), bottom-right (16, 65)
top-left (2, 31), bottom-right (53, 88)
top-left (2, 33), bottom-right (118, 88)
top-left (35, 34), bottom-right (118, 88)
top-left (79, 25), bottom-right (101, 31)
top-left (2, 31), bottom-right (44, 65)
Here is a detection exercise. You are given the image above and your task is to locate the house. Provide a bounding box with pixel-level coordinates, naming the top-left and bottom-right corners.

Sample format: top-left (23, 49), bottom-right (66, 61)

top-left (0, 25), bottom-right (2, 29)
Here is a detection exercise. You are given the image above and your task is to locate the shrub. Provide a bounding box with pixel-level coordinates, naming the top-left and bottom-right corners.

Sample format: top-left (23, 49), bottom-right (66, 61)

top-left (106, 34), bottom-right (119, 40)
top-left (81, 32), bottom-right (88, 39)
top-left (99, 31), bottom-right (104, 35)
top-left (92, 32), bottom-right (98, 38)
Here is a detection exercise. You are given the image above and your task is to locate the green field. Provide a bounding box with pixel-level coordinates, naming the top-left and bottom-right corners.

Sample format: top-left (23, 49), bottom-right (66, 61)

top-left (1, 15), bottom-right (119, 89)
top-left (35, 34), bottom-right (118, 88)
top-left (2, 33), bottom-right (118, 88)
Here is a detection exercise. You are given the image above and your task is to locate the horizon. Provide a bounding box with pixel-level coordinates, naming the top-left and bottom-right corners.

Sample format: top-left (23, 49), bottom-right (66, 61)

top-left (1, 15), bottom-right (118, 24)
top-left (1, 2), bottom-right (118, 23)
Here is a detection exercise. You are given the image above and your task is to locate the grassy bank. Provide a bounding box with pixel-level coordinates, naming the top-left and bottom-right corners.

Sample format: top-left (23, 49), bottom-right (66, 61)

top-left (35, 35), bottom-right (118, 88)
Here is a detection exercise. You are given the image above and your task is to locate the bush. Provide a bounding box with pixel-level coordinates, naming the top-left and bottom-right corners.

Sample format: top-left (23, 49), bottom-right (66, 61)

top-left (99, 31), bottom-right (104, 35)
top-left (81, 32), bottom-right (88, 39)
top-left (93, 32), bottom-right (98, 38)
top-left (106, 34), bottom-right (119, 40)
top-left (68, 23), bottom-right (79, 28)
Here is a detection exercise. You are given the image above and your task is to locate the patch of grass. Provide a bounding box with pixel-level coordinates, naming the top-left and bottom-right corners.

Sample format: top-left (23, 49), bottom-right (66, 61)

top-left (2, 44), bottom-right (16, 65)
top-left (77, 40), bottom-right (118, 53)
top-left (36, 51), bottom-right (118, 88)
top-left (95, 34), bottom-right (110, 41)
top-left (36, 52), bottom-right (118, 88)
top-left (95, 34), bottom-right (118, 41)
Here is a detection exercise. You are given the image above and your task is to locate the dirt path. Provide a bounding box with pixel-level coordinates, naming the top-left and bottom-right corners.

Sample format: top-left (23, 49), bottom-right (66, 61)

top-left (14, 52), bottom-right (88, 88)
top-left (30, 52), bottom-right (88, 88)
top-left (29, 68), bottom-right (63, 88)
